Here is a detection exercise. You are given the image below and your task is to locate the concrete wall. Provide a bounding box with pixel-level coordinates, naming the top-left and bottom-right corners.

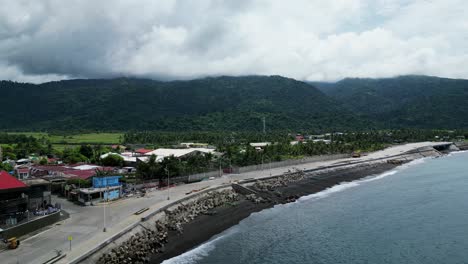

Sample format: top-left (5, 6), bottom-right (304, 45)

top-left (2, 211), bottom-right (61, 238)
top-left (187, 170), bottom-right (220, 182)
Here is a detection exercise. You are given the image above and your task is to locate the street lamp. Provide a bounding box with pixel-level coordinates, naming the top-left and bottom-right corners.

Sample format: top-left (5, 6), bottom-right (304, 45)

top-left (165, 166), bottom-right (170, 200)
top-left (103, 186), bottom-right (109, 232)
top-left (264, 156), bottom-right (272, 176)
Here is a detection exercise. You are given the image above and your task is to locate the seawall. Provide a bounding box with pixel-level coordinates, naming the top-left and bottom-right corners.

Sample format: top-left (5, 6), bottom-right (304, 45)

top-left (74, 142), bottom-right (453, 263)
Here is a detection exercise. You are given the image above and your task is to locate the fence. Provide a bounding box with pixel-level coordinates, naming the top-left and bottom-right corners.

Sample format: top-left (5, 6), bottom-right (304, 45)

top-left (231, 154), bottom-right (349, 174)
top-left (128, 154), bottom-right (349, 189)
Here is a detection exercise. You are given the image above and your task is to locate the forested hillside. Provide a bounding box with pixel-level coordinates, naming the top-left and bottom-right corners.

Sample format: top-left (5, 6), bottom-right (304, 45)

top-left (1, 75), bottom-right (467, 132)
top-left (0, 76), bottom-right (365, 131)
top-left (314, 75), bottom-right (468, 128)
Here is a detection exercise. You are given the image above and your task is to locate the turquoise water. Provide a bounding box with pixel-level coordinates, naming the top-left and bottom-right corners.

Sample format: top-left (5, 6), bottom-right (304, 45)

top-left (164, 152), bottom-right (468, 264)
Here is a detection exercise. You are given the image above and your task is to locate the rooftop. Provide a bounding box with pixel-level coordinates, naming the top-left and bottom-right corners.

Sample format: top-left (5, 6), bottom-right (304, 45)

top-left (21, 178), bottom-right (49, 186)
top-left (0, 171), bottom-right (28, 190)
top-left (135, 148), bottom-right (153, 154)
top-left (63, 169), bottom-right (97, 180)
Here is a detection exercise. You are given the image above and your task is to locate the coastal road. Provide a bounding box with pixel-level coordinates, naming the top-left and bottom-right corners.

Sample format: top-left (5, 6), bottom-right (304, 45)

top-left (1, 142), bottom-right (448, 264)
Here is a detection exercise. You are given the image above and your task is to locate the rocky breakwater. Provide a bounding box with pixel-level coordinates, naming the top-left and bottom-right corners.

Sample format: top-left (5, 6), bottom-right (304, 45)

top-left (248, 169), bottom-right (306, 203)
top-left (96, 189), bottom-right (239, 264)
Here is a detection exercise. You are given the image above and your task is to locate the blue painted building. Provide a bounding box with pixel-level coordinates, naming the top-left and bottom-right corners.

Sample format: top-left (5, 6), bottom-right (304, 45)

top-left (92, 176), bottom-right (121, 188)
top-left (78, 176), bottom-right (123, 205)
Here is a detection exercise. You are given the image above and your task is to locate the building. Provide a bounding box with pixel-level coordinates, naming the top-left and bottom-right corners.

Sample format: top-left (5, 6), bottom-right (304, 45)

top-left (134, 148), bottom-right (153, 156)
top-left (100, 152), bottom-right (148, 166)
top-left (21, 178), bottom-right (52, 210)
top-left (15, 167), bottom-right (30, 180)
top-left (78, 176), bottom-right (122, 205)
top-left (145, 148), bottom-right (216, 161)
top-left (0, 171), bottom-right (29, 227)
top-left (249, 142), bottom-right (271, 151)
top-left (15, 158), bottom-right (30, 166)
top-left (295, 134), bottom-right (305, 142)
top-left (179, 143), bottom-right (209, 148)
top-left (312, 139), bottom-right (331, 144)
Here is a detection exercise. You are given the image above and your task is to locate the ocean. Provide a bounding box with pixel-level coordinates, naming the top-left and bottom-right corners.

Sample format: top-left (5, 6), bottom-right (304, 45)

top-left (163, 151), bottom-right (468, 264)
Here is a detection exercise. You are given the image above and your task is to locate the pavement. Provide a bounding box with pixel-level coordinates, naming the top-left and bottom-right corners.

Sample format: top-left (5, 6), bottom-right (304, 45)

top-left (1, 142), bottom-right (449, 264)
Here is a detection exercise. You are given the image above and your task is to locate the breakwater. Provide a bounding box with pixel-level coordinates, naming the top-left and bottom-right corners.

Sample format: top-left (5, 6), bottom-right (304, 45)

top-left (96, 189), bottom-right (240, 264)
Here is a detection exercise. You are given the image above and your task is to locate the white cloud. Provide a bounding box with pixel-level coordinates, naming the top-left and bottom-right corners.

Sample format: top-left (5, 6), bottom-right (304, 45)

top-left (0, 0), bottom-right (467, 83)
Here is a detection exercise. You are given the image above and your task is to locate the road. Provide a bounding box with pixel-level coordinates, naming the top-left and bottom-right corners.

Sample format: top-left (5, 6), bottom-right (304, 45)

top-left (1, 142), bottom-right (448, 264)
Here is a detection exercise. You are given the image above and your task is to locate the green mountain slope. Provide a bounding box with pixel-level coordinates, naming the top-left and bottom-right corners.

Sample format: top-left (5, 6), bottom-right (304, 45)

top-left (314, 75), bottom-right (468, 128)
top-left (0, 76), bottom-right (366, 131)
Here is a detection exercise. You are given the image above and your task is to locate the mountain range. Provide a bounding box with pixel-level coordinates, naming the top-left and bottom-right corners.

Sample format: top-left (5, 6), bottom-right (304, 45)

top-left (1, 75), bottom-right (467, 132)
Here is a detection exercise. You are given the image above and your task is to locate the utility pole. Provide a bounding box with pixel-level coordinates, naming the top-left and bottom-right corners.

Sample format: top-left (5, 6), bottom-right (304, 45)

top-left (261, 155), bottom-right (264, 171)
top-left (219, 160), bottom-right (222, 177)
top-left (262, 117), bottom-right (266, 134)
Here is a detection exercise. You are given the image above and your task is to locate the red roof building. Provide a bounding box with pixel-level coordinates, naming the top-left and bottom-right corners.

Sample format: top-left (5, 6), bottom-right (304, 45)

top-left (135, 148), bottom-right (153, 155)
top-left (0, 171), bottom-right (28, 190)
top-left (63, 169), bottom-right (97, 180)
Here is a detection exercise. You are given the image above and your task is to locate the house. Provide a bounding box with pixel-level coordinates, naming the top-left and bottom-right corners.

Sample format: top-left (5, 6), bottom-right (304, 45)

top-left (295, 134), bottom-right (305, 142)
top-left (111, 145), bottom-right (126, 152)
top-left (313, 139), bottom-right (331, 144)
top-left (118, 167), bottom-right (136, 174)
top-left (0, 171), bottom-right (29, 226)
top-left (16, 158), bottom-right (30, 166)
top-left (30, 165), bottom-right (69, 178)
top-left (62, 169), bottom-right (97, 180)
top-left (134, 148), bottom-right (153, 156)
top-left (47, 158), bottom-right (62, 164)
top-left (249, 142), bottom-right (271, 151)
top-left (15, 167), bottom-right (30, 180)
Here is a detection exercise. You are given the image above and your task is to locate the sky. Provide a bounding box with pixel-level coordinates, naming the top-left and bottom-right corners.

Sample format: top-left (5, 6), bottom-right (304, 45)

top-left (0, 0), bottom-right (467, 83)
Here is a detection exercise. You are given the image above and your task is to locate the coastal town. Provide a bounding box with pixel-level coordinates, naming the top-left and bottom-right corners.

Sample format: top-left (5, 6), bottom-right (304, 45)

top-left (0, 129), bottom-right (467, 263)
top-left (2, 1), bottom-right (468, 263)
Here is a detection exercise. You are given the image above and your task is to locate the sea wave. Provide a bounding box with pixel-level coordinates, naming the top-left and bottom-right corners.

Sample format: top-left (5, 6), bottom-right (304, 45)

top-left (162, 156), bottom-right (432, 263)
top-left (161, 226), bottom-right (240, 264)
top-left (446, 150), bottom-right (468, 157)
top-left (297, 157), bottom-right (428, 203)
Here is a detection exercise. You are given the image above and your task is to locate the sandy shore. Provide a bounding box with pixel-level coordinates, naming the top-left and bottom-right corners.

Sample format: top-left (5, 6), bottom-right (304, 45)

top-left (150, 161), bottom-right (400, 263)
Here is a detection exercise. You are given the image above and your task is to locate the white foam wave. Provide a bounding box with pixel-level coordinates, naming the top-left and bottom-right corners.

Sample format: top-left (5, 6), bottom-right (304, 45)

top-left (447, 150), bottom-right (468, 157)
top-left (162, 226), bottom-right (240, 264)
top-left (297, 181), bottom-right (361, 202)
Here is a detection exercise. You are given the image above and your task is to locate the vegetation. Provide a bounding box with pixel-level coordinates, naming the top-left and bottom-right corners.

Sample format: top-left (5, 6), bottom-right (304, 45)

top-left (0, 76), bottom-right (367, 131)
top-left (314, 75), bottom-right (468, 128)
top-left (101, 154), bottom-right (124, 167)
top-left (1, 75), bottom-right (468, 132)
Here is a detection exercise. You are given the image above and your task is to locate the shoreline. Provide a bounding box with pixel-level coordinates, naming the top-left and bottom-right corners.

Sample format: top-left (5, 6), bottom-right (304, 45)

top-left (151, 161), bottom-right (401, 264)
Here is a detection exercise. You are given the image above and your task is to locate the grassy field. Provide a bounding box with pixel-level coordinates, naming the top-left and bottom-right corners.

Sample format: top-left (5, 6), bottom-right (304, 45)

top-left (5, 132), bottom-right (123, 145)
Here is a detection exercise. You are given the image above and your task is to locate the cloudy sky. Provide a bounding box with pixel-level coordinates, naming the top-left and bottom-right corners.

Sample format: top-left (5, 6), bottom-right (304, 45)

top-left (1, 0), bottom-right (467, 83)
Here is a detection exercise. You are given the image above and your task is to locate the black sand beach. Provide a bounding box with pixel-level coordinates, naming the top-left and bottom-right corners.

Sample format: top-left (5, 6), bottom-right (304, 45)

top-left (150, 162), bottom-right (399, 263)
